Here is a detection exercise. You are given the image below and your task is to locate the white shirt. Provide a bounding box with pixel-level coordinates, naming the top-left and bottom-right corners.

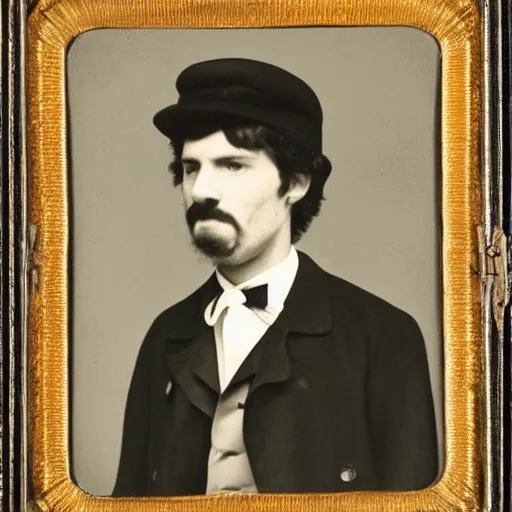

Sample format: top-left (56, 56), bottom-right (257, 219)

top-left (204, 246), bottom-right (299, 393)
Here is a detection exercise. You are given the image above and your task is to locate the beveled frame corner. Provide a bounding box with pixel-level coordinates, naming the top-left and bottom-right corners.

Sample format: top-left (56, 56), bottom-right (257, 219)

top-left (26, 0), bottom-right (484, 511)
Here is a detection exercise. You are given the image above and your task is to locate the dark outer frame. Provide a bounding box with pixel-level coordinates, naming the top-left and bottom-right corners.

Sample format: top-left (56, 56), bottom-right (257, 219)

top-left (503, 0), bottom-right (512, 509)
top-left (0, 0), bottom-right (509, 510)
top-left (482, 0), bottom-right (509, 509)
top-left (1, 0), bottom-right (28, 510)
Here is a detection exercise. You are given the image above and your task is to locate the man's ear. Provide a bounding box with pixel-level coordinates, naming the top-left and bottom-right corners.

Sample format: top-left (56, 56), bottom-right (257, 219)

top-left (286, 173), bottom-right (312, 205)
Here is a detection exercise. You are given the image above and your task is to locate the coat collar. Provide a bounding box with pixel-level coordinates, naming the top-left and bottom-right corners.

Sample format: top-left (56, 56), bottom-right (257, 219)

top-left (278, 250), bottom-right (333, 335)
top-left (164, 251), bottom-right (333, 416)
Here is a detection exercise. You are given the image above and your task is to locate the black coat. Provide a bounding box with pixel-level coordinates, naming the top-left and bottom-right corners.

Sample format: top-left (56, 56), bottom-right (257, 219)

top-left (112, 251), bottom-right (438, 496)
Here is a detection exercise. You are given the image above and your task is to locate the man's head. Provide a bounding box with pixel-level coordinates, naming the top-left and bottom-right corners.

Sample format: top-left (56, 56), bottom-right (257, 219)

top-left (153, 58), bottom-right (332, 268)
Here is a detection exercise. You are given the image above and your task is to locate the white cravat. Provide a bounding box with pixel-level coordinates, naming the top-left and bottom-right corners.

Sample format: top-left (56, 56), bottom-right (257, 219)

top-left (204, 246), bottom-right (299, 393)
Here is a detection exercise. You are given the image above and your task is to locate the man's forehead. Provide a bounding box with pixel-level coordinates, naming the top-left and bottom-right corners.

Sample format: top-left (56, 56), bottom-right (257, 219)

top-left (182, 130), bottom-right (258, 160)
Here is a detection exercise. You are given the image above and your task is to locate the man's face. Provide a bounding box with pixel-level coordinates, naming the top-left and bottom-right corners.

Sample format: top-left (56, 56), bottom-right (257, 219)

top-left (181, 130), bottom-right (302, 268)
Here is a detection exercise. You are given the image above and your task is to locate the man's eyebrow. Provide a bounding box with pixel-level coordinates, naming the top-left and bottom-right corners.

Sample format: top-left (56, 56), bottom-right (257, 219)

top-left (179, 155), bottom-right (256, 164)
top-left (213, 155), bottom-right (256, 162)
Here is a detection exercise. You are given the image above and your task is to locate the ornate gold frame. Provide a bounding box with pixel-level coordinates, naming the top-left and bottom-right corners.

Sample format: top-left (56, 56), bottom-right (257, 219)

top-left (27, 0), bottom-right (483, 510)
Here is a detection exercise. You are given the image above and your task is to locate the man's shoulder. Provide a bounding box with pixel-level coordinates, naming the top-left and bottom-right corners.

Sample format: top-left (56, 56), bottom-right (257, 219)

top-left (301, 252), bottom-right (420, 332)
top-left (330, 271), bottom-right (414, 319)
top-left (304, 256), bottom-right (426, 361)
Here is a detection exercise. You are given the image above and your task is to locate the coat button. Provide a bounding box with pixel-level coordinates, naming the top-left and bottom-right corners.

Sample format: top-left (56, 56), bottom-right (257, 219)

top-left (152, 470), bottom-right (158, 481)
top-left (340, 467), bottom-right (357, 482)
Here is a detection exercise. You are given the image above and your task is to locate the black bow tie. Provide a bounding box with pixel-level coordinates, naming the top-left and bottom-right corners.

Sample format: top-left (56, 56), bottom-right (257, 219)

top-left (242, 283), bottom-right (268, 309)
top-left (211, 283), bottom-right (268, 316)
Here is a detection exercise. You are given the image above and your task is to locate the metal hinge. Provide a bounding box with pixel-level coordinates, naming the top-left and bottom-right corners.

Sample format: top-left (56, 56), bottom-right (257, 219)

top-left (479, 225), bottom-right (510, 337)
top-left (27, 223), bottom-right (39, 295)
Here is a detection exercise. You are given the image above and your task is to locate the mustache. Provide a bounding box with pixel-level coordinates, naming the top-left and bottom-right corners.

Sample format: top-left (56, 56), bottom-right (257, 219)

top-left (186, 202), bottom-right (240, 232)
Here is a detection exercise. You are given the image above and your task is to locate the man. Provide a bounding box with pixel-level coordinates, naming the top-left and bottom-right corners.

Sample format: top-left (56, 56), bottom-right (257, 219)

top-left (112, 58), bottom-right (438, 497)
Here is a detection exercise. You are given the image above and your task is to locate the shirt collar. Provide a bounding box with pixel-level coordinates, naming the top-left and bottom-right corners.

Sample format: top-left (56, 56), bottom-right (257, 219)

top-left (215, 246), bottom-right (299, 310)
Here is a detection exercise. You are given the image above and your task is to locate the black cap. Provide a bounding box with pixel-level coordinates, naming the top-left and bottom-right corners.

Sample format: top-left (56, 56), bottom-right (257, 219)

top-left (153, 58), bottom-right (324, 154)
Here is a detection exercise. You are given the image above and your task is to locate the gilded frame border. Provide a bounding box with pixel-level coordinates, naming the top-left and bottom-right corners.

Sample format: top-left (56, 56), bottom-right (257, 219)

top-left (26, 0), bottom-right (483, 511)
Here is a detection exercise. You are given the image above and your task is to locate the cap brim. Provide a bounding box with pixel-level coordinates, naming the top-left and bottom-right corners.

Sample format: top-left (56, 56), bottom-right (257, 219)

top-left (152, 101), bottom-right (317, 152)
top-left (153, 103), bottom-right (258, 138)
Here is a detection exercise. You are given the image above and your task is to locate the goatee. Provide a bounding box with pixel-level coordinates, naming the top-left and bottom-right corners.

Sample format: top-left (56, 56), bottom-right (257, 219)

top-left (186, 200), bottom-right (239, 258)
top-left (192, 232), bottom-right (235, 258)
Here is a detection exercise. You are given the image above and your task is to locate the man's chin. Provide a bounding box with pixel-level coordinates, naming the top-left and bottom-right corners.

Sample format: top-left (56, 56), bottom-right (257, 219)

top-left (193, 234), bottom-right (235, 259)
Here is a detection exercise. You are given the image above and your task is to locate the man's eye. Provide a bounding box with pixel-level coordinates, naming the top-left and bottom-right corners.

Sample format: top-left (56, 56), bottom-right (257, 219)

top-left (225, 162), bottom-right (244, 171)
top-left (183, 165), bottom-right (198, 175)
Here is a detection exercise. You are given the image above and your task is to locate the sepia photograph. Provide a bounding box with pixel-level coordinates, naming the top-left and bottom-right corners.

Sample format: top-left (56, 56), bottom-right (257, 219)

top-left (66, 26), bottom-right (443, 497)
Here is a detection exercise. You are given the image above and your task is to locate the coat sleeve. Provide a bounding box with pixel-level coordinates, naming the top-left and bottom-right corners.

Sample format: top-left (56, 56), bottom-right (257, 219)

top-left (366, 313), bottom-right (439, 490)
top-left (111, 327), bottom-right (154, 497)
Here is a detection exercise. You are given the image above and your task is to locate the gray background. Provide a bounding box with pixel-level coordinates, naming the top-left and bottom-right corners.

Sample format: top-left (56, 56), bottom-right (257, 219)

top-left (67, 27), bottom-right (442, 496)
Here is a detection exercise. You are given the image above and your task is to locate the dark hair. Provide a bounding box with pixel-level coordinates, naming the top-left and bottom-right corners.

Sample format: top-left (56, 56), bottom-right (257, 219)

top-left (168, 116), bottom-right (332, 244)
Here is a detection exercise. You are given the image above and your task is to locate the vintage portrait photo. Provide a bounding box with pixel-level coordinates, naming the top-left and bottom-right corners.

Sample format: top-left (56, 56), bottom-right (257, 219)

top-left (66, 26), bottom-right (443, 497)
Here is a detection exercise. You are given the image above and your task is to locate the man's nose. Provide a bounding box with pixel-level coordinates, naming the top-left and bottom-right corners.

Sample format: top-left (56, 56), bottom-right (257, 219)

top-left (190, 166), bottom-right (220, 204)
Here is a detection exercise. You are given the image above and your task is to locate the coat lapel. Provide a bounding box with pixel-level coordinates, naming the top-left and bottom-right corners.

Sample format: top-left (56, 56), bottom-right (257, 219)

top-left (249, 317), bottom-right (291, 393)
top-left (279, 251), bottom-right (333, 335)
top-left (224, 313), bottom-right (291, 394)
top-left (248, 251), bottom-right (334, 393)
top-left (164, 273), bottom-right (221, 418)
